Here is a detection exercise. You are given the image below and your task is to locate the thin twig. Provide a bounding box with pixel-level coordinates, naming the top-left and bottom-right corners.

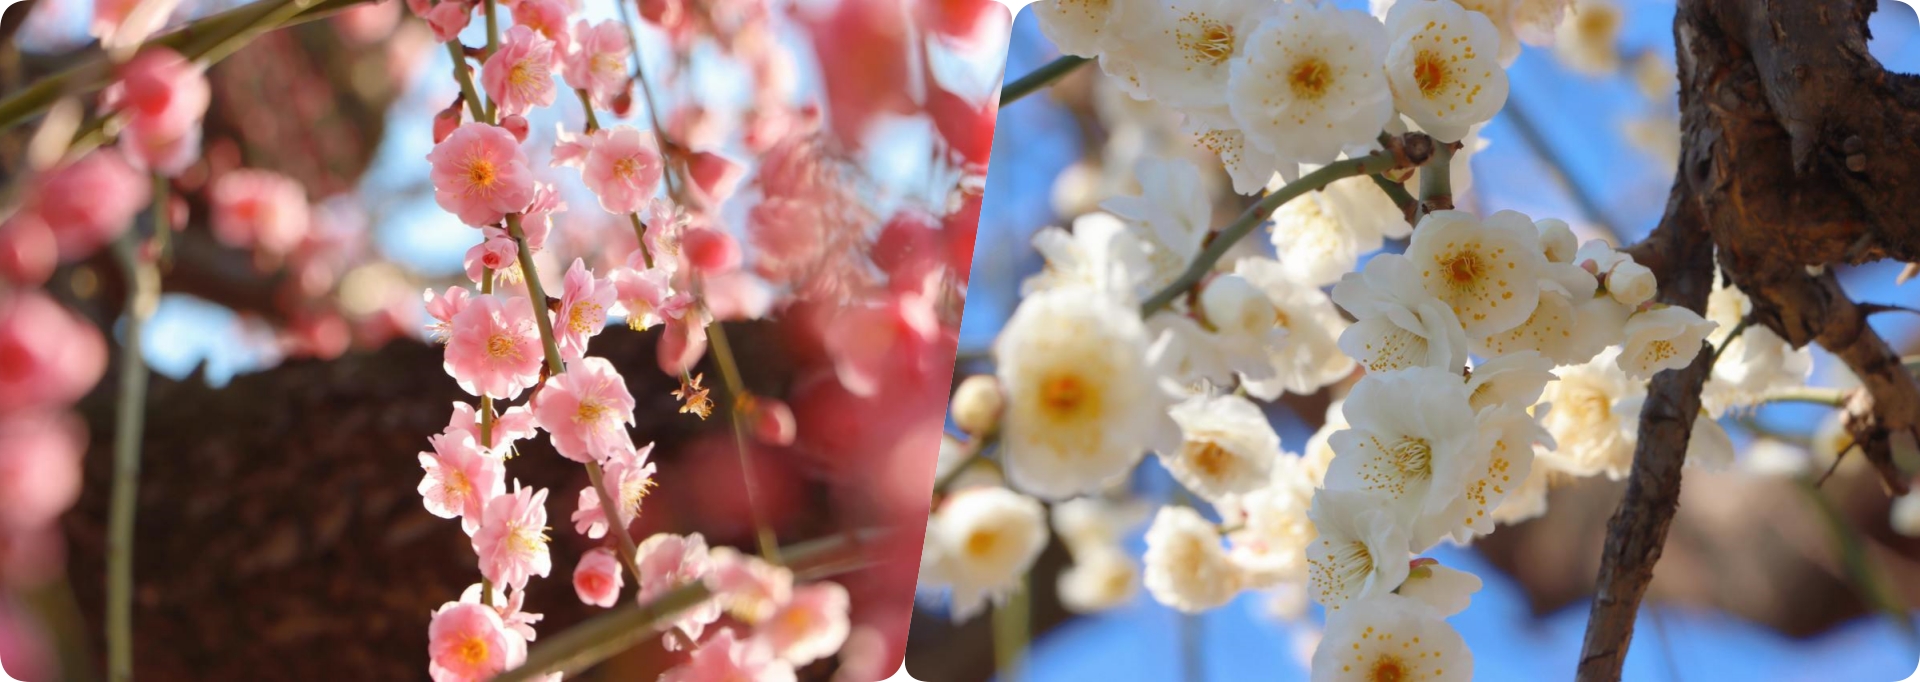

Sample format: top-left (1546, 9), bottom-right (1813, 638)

top-left (1000, 55), bottom-right (1090, 106)
top-left (585, 460), bottom-right (647, 585)
top-left (702, 318), bottom-right (780, 564)
top-left (106, 187), bottom-right (162, 682)
top-left (448, 41), bottom-right (488, 123)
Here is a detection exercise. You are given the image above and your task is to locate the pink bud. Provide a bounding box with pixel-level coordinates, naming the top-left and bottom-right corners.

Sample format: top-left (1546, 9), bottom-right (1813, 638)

top-left (573, 548), bottom-right (624, 608)
top-left (500, 114), bottom-right (530, 143)
top-left (749, 398), bottom-right (796, 447)
top-left (657, 319), bottom-right (708, 375)
top-left (686, 151), bottom-right (743, 202)
top-left (0, 213), bottom-right (56, 287)
top-left (682, 228), bottom-right (741, 275)
top-left (433, 107), bottom-right (461, 143)
top-left (611, 89), bottom-right (634, 118)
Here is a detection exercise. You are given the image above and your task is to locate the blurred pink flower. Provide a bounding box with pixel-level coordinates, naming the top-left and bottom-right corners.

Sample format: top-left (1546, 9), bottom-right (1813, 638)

top-left (0, 292), bottom-right (108, 414)
top-left (553, 258), bottom-right (615, 360)
top-left (426, 601), bottom-right (514, 681)
top-left (634, 532), bottom-right (722, 646)
top-left (509, 0), bottom-right (572, 46)
top-left (805, 0), bottom-right (914, 146)
top-left (0, 412), bottom-right (84, 532)
top-left (92, 0), bottom-right (183, 50)
top-left (481, 25), bottom-right (557, 117)
top-left (531, 356), bottom-right (634, 462)
top-left (443, 294), bottom-right (544, 399)
top-left (564, 19), bottom-right (629, 109)
top-left (471, 484), bottom-right (552, 591)
top-left (417, 430), bottom-right (505, 534)
top-left (700, 271), bottom-right (772, 322)
top-left (755, 581), bottom-right (851, 666)
top-left (929, 83), bottom-right (997, 166)
top-left (582, 126), bottom-right (663, 214)
top-left (656, 318), bottom-right (708, 376)
top-left (685, 150), bottom-right (745, 204)
top-left (106, 48), bottom-right (209, 175)
top-left (748, 396), bottom-right (795, 446)
top-left (211, 169), bottom-right (310, 255)
top-left (0, 212), bottom-right (56, 286)
top-left (428, 123), bottom-right (536, 227)
top-left (462, 233), bottom-right (517, 284)
top-left (822, 290), bottom-right (941, 397)
top-left (708, 546), bottom-right (792, 622)
top-left (572, 547), bottom-right (623, 607)
top-left (570, 441), bottom-right (656, 538)
top-left (35, 150), bottom-right (148, 261)
top-left (424, 1), bottom-right (474, 43)
top-left (682, 227), bottom-right (740, 275)
top-left (659, 629), bottom-right (796, 682)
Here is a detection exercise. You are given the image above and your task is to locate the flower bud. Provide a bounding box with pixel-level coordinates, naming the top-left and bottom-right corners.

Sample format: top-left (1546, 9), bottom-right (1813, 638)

top-left (683, 228), bottom-right (741, 275)
top-left (500, 114), bottom-right (530, 143)
top-left (950, 374), bottom-right (1003, 434)
top-left (1198, 273), bottom-right (1277, 338)
top-left (433, 106), bottom-right (460, 143)
top-left (749, 397), bottom-right (797, 446)
top-left (1607, 258), bottom-right (1657, 307)
top-left (611, 89), bottom-right (635, 118)
top-left (1534, 218), bottom-right (1577, 264)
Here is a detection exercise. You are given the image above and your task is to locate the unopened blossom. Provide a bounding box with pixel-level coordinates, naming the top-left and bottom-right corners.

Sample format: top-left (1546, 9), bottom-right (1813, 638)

top-left (107, 48), bottom-right (208, 174)
top-left (471, 484), bottom-right (552, 591)
top-left (1185, 121), bottom-right (1295, 196)
top-left (1310, 593), bottom-right (1471, 682)
top-left (1021, 212), bottom-right (1151, 299)
top-left (573, 547), bottom-right (624, 607)
top-left (0, 412), bottom-right (85, 531)
top-left (1304, 489), bottom-right (1410, 610)
top-left (531, 356), bottom-right (636, 462)
top-left (1331, 254), bottom-right (1471, 375)
top-left (994, 287), bottom-right (1174, 499)
top-left (1535, 350), bottom-right (1637, 479)
top-left (707, 546), bottom-right (794, 623)
top-left (949, 375), bottom-right (1004, 435)
top-left (1326, 367), bottom-right (1488, 549)
top-left (35, 150), bottom-right (148, 260)
top-left (1535, 217), bottom-right (1579, 263)
top-left (424, 1), bottom-right (473, 42)
top-left (1605, 257), bottom-right (1657, 307)
top-left (1617, 305), bottom-right (1715, 379)
top-left (1218, 456), bottom-right (1317, 587)
top-left (582, 126), bottom-right (664, 214)
top-left (1384, 0), bottom-right (1509, 142)
top-left (481, 26), bottom-right (558, 117)
top-left (1227, 2), bottom-right (1393, 164)
top-left (564, 19), bottom-right (630, 109)
top-left (1235, 258), bottom-right (1355, 399)
top-left (1142, 505), bottom-right (1241, 613)
top-left (1107, 0), bottom-right (1270, 110)
top-left (1555, 0), bottom-right (1623, 75)
top-left (1405, 210), bottom-right (1548, 338)
top-left (427, 602), bottom-right (515, 682)
top-left (1033, 0), bottom-right (1117, 57)
top-left (462, 233), bottom-right (518, 284)
top-left (428, 123), bottom-right (536, 227)
top-left (921, 487), bottom-right (1048, 621)
top-left (0, 292), bottom-right (108, 414)
top-left (659, 629), bottom-right (797, 682)
top-left (1099, 157), bottom-right (1213, 293)
top-left (572, 442), bottom-right (657, 538)
top-left (1160, 394), bottom-right (1280, 502)
top-left (553, 259), bottom-right (615, 360)
top-left (1057, 547), bottom-right (1140, 614)
top-left (633, 532), bottom-right (723, 645)
top-left (756, 581), bottom-right (851, 666)
top-left (443, 294), bottom-right (544, 399)
top-left (417, 431), bottom-right (506, 533)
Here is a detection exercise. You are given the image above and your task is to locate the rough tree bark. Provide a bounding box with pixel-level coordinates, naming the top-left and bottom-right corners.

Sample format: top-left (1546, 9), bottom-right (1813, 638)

top-left (1581, 1), bottom-right (1920, 679)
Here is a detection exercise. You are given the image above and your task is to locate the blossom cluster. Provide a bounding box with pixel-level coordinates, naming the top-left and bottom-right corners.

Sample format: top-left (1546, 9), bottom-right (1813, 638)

top-left (916, 0), bottom-right (1830, 679)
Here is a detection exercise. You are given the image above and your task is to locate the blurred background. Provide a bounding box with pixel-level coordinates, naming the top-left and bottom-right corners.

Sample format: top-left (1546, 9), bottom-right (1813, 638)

top-left (0, 0), bottom-right (1007, 679)
top-left (905, 1), bottom-right (1920, 680)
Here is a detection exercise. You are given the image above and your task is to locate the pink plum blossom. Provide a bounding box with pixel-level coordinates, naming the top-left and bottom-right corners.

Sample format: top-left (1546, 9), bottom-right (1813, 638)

top-left (443, 294), bottom-right (544, 399)
top-left (424, 286), bottom-right (472, 343)
top-left (510, 0), bottom-right (573, 48)
top-left (634, 532), bottom-right (722, 647)
top-left (0, 292), bottom-right (108, 414)
top-left (563, 20), bottom-right (630, 109)
top-left (573, 547), bottom-right (624, 607)
top-left (756, 581), bottom-right (851, 666)
top-left (417, 430), bottom-right (505, 534)
top-left (210, 169), bottom-right (310, 255)
top-left (424, 1), bottom-right (474, 42)
top-left (105, 48), bottom-right (208, 175)
top-left (553, 258), bottom-right (616, 360)
top-left (462, 233), bottom-right (518, 284)
top-left (444, 401), bottom-right (538, 454)
top-left (471, 484), bottom-right (552, 591)
top-left (550, 125), bottom-right (600, 169)
top-left (657, 318), bottom-right (709, 376)
top-left (481, 25), bottom-right (558, 117)
top-left (686, 150), bottom-right (745, 204)
top-left (426, 601), bottom-right (514, 681)
top-left (707, 546), bottom-right (792, 623)
top-left (35, 150), bottom-right (148, 260)
top-left (530, 356), bottom-right (635, 462)
top-left (428, 123), bottom-right (536, 227)
top-left (582, 126), bottom-right (664, 214)
top-left (609, 265), bottom-right (685, 331)
top-left (458, 582), bottom-right (543, 652)
top-left (0, 412), bottom-right (85, 532)
top-left (0, 212), bottom-right (55, 286)
top-left (682, 228), bottom-right (741, 275)
top-left (658, 629), bottom-right (796, 682)
top-left (571, 442), bottom-right (657, 538)
top-left (518, 183), bottom-right (564, 251)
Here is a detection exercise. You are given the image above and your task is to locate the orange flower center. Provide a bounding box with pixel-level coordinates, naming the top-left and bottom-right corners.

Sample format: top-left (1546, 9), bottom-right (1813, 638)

top-left (1289, 57), bottom-right (1333, 100)
top-left (1415, 50), bottom-right (1450, 98)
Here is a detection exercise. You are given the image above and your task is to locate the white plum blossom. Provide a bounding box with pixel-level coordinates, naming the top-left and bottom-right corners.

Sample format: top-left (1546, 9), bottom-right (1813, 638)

top-left (1101, 157), bottom-right (1215, 292)
top-left (1447, 405), bottom-right (1547, 541)
top-left (1535, 350), bottom-right (1638, 479)
top-left (1305, 488), bottom-right (1411, 610)
top-left (1235, 258), bottom-right (1356, 399)
top-left (1051, 496), bottom-right (1151, 553)
top-left (1034, 0), bottom-right (1119, 58)
top-left (1198, 273), bottom-right (1292, 383)
top-left (1405, 210), bottom-right (1549, 338)
top-left (1186, 120), bottom-right (1297, 195)
top-left (1536, 218), bottom-right (1579, 264)
top-left (1142, 505), bottom-right (1243, 613)
top-left (995, 287), bottom-right (1175, 499)
top-left (1022, 212), bottom-right (1151, 299)
top-left (1226, 3), bottom-right (1394, 164)
top-left (1396, 558), bottom-right (1483, 617)
top-left (1465, 350), bottom-right (1557, 413)
top-left (1617, 305), bottom-right (1716, 379)
top-left (920, 487), bottom-right (1049, 621)
top-left (1057, 548), bottom-right (1141, 613)
top-left (1265, 173), bottom-right (1409, 288)
top-left (1325, 366), bottom-right (1491, 549)
top-left (1383, 0), bottom-right (1510, 143)
top-left (1311, 593), bottom-right (1473, 682)
top-left (1160, 393), bottom-right (1282, 501)
top-left (1301, 400), bottom-right (1349, 487)
top-left (1554, 0), bottom-right (1624, 76)
top-left (1219, 455), bottom-right (1317, 587)
top-left (1701, 281), bottom-right (1813, 417)
top-left (1109, 0), bottom-right (1274, 111)
top-left (1332, 254), bottom-right (1472, 374)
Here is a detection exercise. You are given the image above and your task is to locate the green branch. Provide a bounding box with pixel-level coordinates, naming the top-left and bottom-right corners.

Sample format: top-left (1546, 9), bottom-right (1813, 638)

top-left (506, 215), bottom-right (565, 377)
top-left (106, 185), bottom-right (163, 681)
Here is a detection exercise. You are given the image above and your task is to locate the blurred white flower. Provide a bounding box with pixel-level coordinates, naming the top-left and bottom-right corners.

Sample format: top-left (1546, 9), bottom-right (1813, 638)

top-left (1219, 454), bottom-right (1318, 587)
top-left (1101, 157), bottom-right (1216, 293)
top-left (1143, 505), bottom-right (1243, 612)
top-left (920, 487), bottom-right (1049, 622)
top-left (1057, 547), bottom-right (1141, 613)
top-left (1161, 393), bottom-right (1282, 501)
top-left (1310, 593), bottom-right (1473, 682)
top-left (1236, 257), bottom-right (1356, 399)
top-left (1701, 281), bottom-right (1813, 418)
top-left (1535, 350), bottom-right (1637, 479)
top-left (1023, 212), bottom-right (1151, 299)
top-left (1554, 0), bottom-right (1624, 76)
top-left (1052, 496), bottom-right (1152, 553)
top-left (1893, 494), bottom-right (1920, 538)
